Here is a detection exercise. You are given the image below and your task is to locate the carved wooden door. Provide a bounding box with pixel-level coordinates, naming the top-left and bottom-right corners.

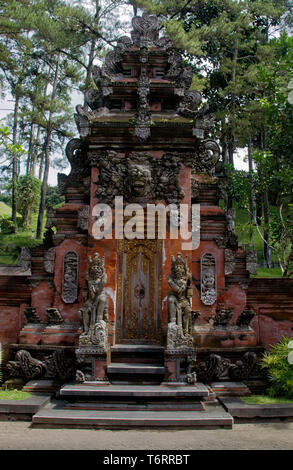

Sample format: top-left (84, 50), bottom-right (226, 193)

top-left (116, 239), bottom-right (162, 344)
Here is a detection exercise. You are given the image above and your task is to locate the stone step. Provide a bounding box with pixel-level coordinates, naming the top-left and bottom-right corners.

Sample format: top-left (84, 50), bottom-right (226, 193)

top-left (32, 400), bottom-right (233, 428)
top-left (60, 383), bottom-right (209, 399)
top-left (64, 401), bottom-right (205, 411)
top-left (107, 363), bottom-right (165, 375)
top-left (111, 345), bottom-right (164, 354)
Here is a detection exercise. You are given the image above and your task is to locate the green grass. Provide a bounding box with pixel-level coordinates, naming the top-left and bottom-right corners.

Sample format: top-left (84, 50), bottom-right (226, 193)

top-left (235, 208), bottom-right (283, 278)
top-left (0, 208), bottom-right (45, 264)
top-left (0, 201), bottom-right (12, 216)
top-left (0, 389), bottom-right (31, 401)
top-left (241, 395), bottom-right (293, 405)
top-left (251, 267), bottom-right (283, 278)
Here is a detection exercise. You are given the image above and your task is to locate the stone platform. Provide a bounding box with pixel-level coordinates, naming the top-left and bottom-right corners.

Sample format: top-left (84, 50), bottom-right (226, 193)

top-left (59, 383), bottom-right (209, 399)
top-left (31, 382), bottom-right (232, 428)
top-left (32, 399), bottom-right (233, 429)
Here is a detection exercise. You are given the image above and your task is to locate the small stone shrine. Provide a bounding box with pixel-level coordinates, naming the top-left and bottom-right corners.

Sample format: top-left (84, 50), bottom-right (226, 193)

top-left (0, 13), bottom-right (293, 427)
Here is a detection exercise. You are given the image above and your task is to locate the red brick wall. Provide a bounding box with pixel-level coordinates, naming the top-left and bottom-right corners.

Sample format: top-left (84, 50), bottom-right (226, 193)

top-left (247, 278), bottom-right (293, 349)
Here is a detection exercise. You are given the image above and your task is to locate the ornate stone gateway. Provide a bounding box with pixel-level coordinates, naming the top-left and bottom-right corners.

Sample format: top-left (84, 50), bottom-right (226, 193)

top-left (2, 12), bottom-right (266, 395)
top-left (116, 239), bottom-right (162, 345)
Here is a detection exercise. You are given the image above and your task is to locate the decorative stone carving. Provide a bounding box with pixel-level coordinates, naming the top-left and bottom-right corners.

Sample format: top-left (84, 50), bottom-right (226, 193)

top-left (24, 307), bottom-right (42, 324)
top-left (167, 254), bottom-right (193, 349)
top-left (213, 307), bottom-right (233, 327)
top-left (8, 350), bottom-right (77, 381)
top-left (229, 352), bottom-right (257, 381)
top-left (239, 280), bottom-right (250, 291)
top-left (58, 139), bottom-right (90, 195)
top-left (178, 90), bottom-right (202, 119)
top-left (46, 308), bottom-right (64, 325)
top-left (192, 310), bottom-right (201, 325)
top-left (195, 354), bottom-right (231, 383)
top-left (44, 350), bottom-right (76, 381)
top-left (19, 247), bottom-right (31, 272)
top-left (167, 323), bottom-right (193, 350)
top-left (131, 12), bottom-right (159, 47)
top-left (74, 110), bottom-right (90, 138)
top-left (246, 250), bottom-right (258, 275)
top-left (135, 66), bottom-right (151, 141)
top-left (62, 251), bottom-right (79, 304)
top-left (225, 249), bottom-right (236, 276)
top-left (76, 370), bottom-right (86, 383)
top-left (215, 235), bottom-right (229, 249)
top-left (44, 247), bottom-right (55, 274)
top-left (201, 253), bottom-right (217, 306)
top-left (93, 151), bottom-right (185, 206)
top-left (78, 206), bottom-right (90, 232)
top-left (186, 356), bottom-right (197, 385)
top-left (7, 350), bottom-right (46, 379)
top-left (237, 309), bottom-right (256, 328)
top-left (79, 253), bottom-right (109, 348)
top-left (45, 207), bottom-right (57, 230)
top-left (196, 140), bottom-right (221, 174)
top-left (166, 49), bottom-right (183, 83)
top-left (227, 208), bottom-right (236, 234)
top-left (191, 179), bottom-right (200, 199)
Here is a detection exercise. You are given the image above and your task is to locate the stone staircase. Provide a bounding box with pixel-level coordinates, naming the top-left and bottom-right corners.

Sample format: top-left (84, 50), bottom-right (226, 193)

top-left (31, 344), bottom-right (234, 429)
top-left (107, 344), bottom-right (165, 384)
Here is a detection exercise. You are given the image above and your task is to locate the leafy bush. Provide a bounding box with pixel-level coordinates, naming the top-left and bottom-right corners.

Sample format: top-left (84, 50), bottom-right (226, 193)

top-left (0, 214), bottom-right (14, 233)
top-left (262, 337), bottom-right (293, 399)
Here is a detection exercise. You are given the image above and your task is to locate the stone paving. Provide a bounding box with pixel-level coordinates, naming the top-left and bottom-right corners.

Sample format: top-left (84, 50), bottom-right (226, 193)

top-left (0, 421), bottom-right (292, 450)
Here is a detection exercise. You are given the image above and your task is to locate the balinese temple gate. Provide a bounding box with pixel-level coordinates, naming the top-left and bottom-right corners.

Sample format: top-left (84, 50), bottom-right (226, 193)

top-left (2, 13), bottom-right (292, 427)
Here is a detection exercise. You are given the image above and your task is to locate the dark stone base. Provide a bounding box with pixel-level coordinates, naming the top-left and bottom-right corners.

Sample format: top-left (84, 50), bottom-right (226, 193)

top-left (220, 397), bottom-right (293, 420)
top-left (164, 348), bottom-right (195, 383)
top-left (76, 347), bottom-right (109, 382)
top-left (211, 381), bottom-right (251, 397)
top-left (0, 394), bottom-right (51, 421)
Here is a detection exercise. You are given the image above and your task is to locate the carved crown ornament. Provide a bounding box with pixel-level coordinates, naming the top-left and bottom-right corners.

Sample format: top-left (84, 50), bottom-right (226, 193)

top-left (58, 138), bottom-right (90, 195)
top-left (73, 12), bottom-right (218, 144)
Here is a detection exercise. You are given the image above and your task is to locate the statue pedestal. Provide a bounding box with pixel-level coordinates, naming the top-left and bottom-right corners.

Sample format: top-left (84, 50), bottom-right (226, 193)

top-left (76, 347), bottom-right (110, 382)
top-left (163, 348), bottom-right (196, 384)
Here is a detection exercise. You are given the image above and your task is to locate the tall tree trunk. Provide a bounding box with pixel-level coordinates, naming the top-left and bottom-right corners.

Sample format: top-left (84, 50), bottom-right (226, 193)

top-left (83, 0), bottom-right (100, 108)
top-left (36, 54), bottom-right (61, 239)
top-left (26, 122), bottom-right (35, 174)
top-left (38, 150), bottom-right (45, 181)
top-left (31, 125), bottom-right (41, 177)
top-left (260, 126), bottom-right (272, 268)
top-left (11, 94), bottom-right (20, 233)
top-left (227, 37), bottom-right (239, 210)
top-left (263, 191), bottom-right (272, 268)
top-left (248, 139), bottom-right (256, 243)
top-left (36, 130), bottom-right (51, 239)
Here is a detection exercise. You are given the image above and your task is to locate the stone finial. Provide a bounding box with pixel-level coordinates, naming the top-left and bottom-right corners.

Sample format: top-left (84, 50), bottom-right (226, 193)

top-left (131, 12), bottom-right (159, 46)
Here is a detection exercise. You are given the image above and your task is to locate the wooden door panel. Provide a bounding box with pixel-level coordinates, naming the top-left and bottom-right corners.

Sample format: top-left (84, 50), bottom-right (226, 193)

top-left (116, 239), bottom-right (162, 344)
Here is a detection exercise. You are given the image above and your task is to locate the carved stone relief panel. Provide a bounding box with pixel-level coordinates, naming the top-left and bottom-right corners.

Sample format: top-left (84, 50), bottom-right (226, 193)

top-left (92, 151), bottom-right (185, 206)
top-left (78, 206), bottom-right (90, 231)
top-left (201, 253), bottom-right (217, 306)
top-left (225, 249), bottom-right (236, 276)
top-left (62, 251), bottom-right (79, 304)
top-left (44, 247), bottom-right (56, 274)
top-left (246, 251), bottom-right (258, 275)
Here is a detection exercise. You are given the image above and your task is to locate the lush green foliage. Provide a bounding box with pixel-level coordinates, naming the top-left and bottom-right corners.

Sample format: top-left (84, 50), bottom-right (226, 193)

top-left (16, 175), bottom-right (41, 229)
top-left (45, 185), bottom-right (65, 208)
top-left (262, 337), bottom-right (293, 399)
